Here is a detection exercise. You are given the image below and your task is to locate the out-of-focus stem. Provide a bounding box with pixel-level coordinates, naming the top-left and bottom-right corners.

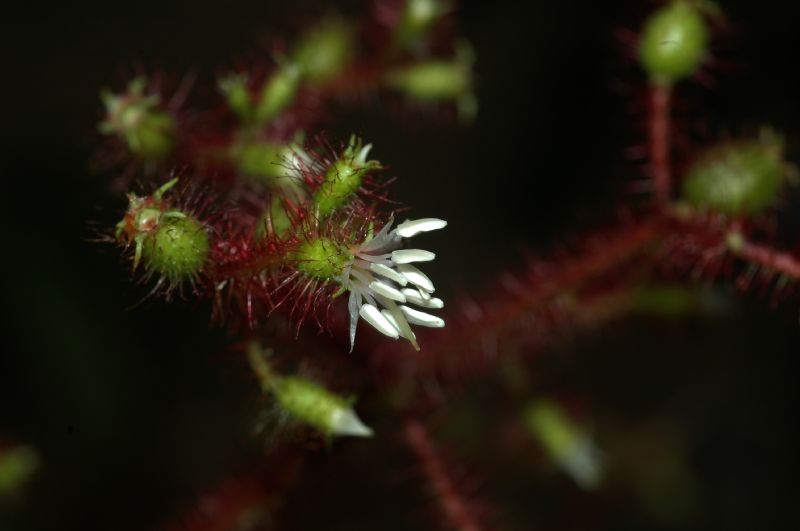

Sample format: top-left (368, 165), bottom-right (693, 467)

top-left (649, 84), bottom-right (673, 205)
top-left (403, 420), bottom-right (484, 531)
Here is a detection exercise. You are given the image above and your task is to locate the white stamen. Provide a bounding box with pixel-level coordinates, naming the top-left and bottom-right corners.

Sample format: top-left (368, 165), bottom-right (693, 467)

top-left (402, 288), bottom-right (444, 308)
top-left (391, 249), bottom-right (435, 264)
top-left (399, 305), bottom-right (445, 327)
top-left (370, 263), bottom-right (408, 286)
top-left (394, 218), bottom-right (448, 238)
top-left (359, 304), bottom-right (400, 338)
top-left (368, 280), bottom-right (407, 302)
top-left (398, 264), bottom-right (435, 292)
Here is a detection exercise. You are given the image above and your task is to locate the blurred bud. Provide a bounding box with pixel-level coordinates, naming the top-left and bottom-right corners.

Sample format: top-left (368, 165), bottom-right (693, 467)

top-left (218, 73), bottom-right (254, 123)
top-left (639, 1), bottom-right (709, 85)
top-left (99, 77), bottom-right (176, 160)
top-left (682, 129), bottom-right (792, 215)
top-left (0, 444), bottom-right (39, 498)
top-left (255, 63), bottom-right (302, 124)
top-left (292, 19), bottom-right (355, 86)
top-left (393, 0), bottom-right (450, 50)
top-left (524, 399), bottom-right (604, 490)
top-left (384, 43), bottom-right (476, 121)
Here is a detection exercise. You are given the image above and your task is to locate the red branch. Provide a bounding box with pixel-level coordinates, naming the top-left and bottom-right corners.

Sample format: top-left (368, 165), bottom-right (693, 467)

top-left (737, 240), bottom-right (800, 278)
top-left (649, 84), bottom-right (673, 205)
top-left (403, 420), bottom-right (485, 531)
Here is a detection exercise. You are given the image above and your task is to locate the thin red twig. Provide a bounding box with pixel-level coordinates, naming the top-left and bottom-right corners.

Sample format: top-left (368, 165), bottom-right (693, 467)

top-left (403, 420), bottom-right (485, 531)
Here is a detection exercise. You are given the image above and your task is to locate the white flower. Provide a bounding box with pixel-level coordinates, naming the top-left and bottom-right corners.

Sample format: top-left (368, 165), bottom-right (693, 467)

top-left (340, 217), bottom-right (447, 351)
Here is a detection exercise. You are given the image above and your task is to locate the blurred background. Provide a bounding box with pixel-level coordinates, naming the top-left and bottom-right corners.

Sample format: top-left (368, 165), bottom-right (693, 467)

top-left (3, 0), bottom-right (800, 529)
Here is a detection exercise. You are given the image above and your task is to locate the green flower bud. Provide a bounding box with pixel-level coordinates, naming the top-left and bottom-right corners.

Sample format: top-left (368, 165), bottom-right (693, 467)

top-left (0, 445), bottom-right (39, 497)
top-left (293, 237), bottom-right (353, 280)
top-left (255, 63), bottom-right (302, 124)
top-left (384, 43), bottom-right (476, 120)
top-left (218, 73), bottom-right (254, 123)
top-left (394, 0), bottom-right (450, 50)
top-left (639, 1), bottom-right (709, 85)
top-left (273, 377), bottom-right (372, 437)
top-left (246, 344), bottom-right (372, 438)
top-left (235, 141), bottom-right (309, 183)
top-left (292, 19), bottom-right (355, 85)
top-left (682, 131), bottom-right (789, 215)
top-left (524, 400), bottom-right (604, 490)
top-left (142, 212), bottom-right (209, 281)
top-left (99, 77), bottom-right (176, 161)
top-left (313, 136), bottom-right (382, 218)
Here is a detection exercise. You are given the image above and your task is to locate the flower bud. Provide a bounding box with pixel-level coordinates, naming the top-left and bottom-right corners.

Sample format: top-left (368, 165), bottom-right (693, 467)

top-left (255, 63), bottom-right (301, 124)
top-left (313, 136), bottom-right (382, 217)
top-left (218, 73), bottom-right (254, 123)
top-left (524, 400), bottom-right (604, 490)
top-left (142, 212), bottom-right (209, 282)
top-left (293, 237), bottom-right (354, 280)
top-left (639, 1), bottom-right (709, 85)
top-left (292, 19), bottom-right (355, 85)
top-left (273, 376), bottom-right (373, 437)
top-left (393, 0), bottom-right (450, 50)
top-left (0, 444), bottom-right (39, 498)
top-left (99, 77), bottom-right (176, 161)
top-left (383, 43), bottom-right (476, 120)
top-left (682, 130), bottom-right (789, 215)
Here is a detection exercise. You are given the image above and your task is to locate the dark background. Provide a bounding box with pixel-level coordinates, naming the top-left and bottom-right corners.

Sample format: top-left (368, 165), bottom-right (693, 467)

top-left (3, 1), bottom-right (800, 529)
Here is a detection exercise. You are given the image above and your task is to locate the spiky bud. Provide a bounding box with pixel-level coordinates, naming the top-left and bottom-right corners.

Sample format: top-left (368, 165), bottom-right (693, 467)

top-left (639, 1), bottom-right (709, 85)
top-left (682, 130), bottom-right (790, 215)
top-left (293, 237), bottom-right (354, 279)
top-left (142, 213), bottom-right (209, 282)
top-left (313, 136), bottom-right (382, 217)
top-left (99, 77), bottom-right (176, 161)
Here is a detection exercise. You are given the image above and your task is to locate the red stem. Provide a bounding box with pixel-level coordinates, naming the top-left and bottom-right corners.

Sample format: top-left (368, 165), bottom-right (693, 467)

top-left (649, 84), bottom-right (673, 205)
top-left (737, 240), bottom-right (800, 278)
top-left (403, 420), bottom-right (485, 531)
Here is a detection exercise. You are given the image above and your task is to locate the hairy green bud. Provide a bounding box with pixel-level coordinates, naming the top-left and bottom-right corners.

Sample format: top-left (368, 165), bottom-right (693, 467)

top-left (293, 237), bottom-right (353, 280)
top-left (142, 212), bottom-right (209, 281)
top-left (639, 1), bottom-right (709, 85)
top-left (313, 136), bottom-right (381, 217)
top-left (682, 131), bottom-right (789, 215)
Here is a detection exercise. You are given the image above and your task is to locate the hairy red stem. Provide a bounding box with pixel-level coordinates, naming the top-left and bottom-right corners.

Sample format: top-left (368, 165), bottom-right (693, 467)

top-left (649, 84), bottom-right (673, 205)
top-left (403, 420), bottom-right (484, 531)
top-left (737, 240), bottom-right (800, 278)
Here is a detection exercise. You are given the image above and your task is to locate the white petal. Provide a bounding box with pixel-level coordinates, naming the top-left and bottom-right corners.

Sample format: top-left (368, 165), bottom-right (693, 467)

top-left (370, 263), bottom-right (408, 286)
top-left (359, 304), bottom-right (400, 338)
top-left (394, 218), bottom-right (448, 238)
top-left (391, 249), bottom-right (435, 264)
top-left (347, 290), bottom-right (361, 352)
top-left (399, 305), bottom-right (445, 328)
top-left (369, 280), bottom-right (406, 302)
top-left (329, 408), bottom-right (373, 437)
top-left (402, 288), bottom-right (444, 308)
top-left (397, 264), bottom-right (435, 292)
top-left (382, 309), bottom-right (417, 346)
